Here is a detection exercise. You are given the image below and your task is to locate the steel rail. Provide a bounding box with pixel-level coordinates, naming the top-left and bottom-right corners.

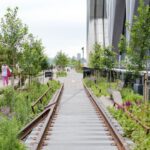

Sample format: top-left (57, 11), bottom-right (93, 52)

top-left (21, 82), bottom-right (129, 150)
top-left (113, 101), bottom-right (150, 134)
top-left (31, 86), bottom-right (51, 113)
top-left (83, 82), bottom-right (129, 150)
top-left (18, 108), bottom-right (50, 140)
top-left (32, 84), bottom-right (63, 150)
top-left (18, 84), bottom-right (64, 141)
top-left (124, 108), bottom-right (150, 134)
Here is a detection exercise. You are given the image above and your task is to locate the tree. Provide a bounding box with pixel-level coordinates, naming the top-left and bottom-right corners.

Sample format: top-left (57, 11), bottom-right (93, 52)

top-left (89, 43), bottom-right (104, 69)
top-left (69, 57), bottom-right (77, 68)
top-left (103, 47), bottom-right (116, 70)
top-left (55, 51), bottom-right (69, 69)
top-left (103, 47), bottom-right (116, 83)
top-left (19, 34), bottom-right (46, 84)
top-left (40, 56), bottom-right (49, 70)
top-left (118, 0), bottom-right (150, 101)
top-left (127, 0), bottom-right (150, 73)
top-left (0, 7), bottom-right (28, 66)
top-left (118, 34), bottom-right (127, 60)
top-left (0, 7), bottom-right (28, 86)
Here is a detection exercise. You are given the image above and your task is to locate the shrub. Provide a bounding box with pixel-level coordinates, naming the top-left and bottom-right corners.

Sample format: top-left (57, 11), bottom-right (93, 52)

top-left (0, 117), bottom-right (26, 150)
top-left (2, 87), bottom-right (14, 109)
top-left (56, 71), bottom-right (67, 77)
top-left (109, 107), bottom-right (150, 149)
top-left (121, 87), bottom-right (143, 102)
top-left (14, 93), bottom-right (32, 126)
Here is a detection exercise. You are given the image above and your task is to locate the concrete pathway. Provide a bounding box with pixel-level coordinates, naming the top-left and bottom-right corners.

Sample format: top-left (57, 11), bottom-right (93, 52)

top-left (0, 77), bottom-right (19, 89)
top-left (0, 72), bottom-right (50, 89)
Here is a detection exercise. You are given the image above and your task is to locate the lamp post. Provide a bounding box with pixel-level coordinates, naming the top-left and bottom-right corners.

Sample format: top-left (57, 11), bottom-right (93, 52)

top-left (81, 47), bottom-right (84, 62)
top-left (81, 47), bottom-right (84, 67)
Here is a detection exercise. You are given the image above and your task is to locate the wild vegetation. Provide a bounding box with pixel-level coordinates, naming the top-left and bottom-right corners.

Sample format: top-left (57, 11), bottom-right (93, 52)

top-left (54, 51), bottom-right (69, 70)
top-left (108, 3), bottom-right (150, 148)
top-left (109, 105), bottom-right (150, 150)
top-left (118, 0), bottom-right (150, 73)
top-left (0, 80), bottom-right (60, 150)
top-left (0, 7), bottom-right (49, 86)
top-left (56, 71), bottom-right (67, 77)
top-left (89, 44), bottom-right (116, 70)
top-left (0, 7), bottom-right (60, 150)
top-left (84, 75), bottom-right (150, 149)
top-left (84, 77), bottom-right (117, 97)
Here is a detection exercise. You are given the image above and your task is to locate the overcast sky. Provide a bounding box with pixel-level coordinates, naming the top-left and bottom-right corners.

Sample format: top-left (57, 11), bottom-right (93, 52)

top-left (0, 0), bottom-right (86, 58)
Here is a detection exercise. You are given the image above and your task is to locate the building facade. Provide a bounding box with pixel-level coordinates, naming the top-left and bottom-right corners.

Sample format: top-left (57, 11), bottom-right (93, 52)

top-left (86, 0), bottom-right (150, 62)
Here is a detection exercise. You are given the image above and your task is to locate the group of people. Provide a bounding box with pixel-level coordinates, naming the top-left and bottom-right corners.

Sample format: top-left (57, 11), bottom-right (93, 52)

top-left (1, 64), bottom-right (11, 86)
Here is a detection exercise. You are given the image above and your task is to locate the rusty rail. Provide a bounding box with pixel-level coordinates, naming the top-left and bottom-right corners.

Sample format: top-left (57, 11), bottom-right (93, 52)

top-left (83, 82), bottom-right (129, 150)
top-left (18, 108), bottom-right (50, 140)
top-left (18, 84), bottom-right (64, 141)
top-left (33, 84), bottom-right (63, 150)
top-left (31, 84), bottom-right (51, 113)
top-left (113, 101), bottom-right (150, 134)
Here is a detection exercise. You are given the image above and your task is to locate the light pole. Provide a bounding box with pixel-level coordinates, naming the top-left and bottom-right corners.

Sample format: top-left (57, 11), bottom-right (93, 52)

top-left (81, 47), bottom-right (84, 66)
top-left (81, 47), bottom-right (84, 62)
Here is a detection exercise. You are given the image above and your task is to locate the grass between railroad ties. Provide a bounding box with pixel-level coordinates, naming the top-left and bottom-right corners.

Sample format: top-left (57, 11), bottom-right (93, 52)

top-left (0, 80), bottom-right (60, 150)
top-left (83, 77), bottom-right (150, 150)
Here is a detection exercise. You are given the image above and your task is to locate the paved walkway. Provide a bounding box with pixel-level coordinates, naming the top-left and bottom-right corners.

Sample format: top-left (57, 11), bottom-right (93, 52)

top-left (42, 70), bottom-right (117, 150)
top-left (0, 77), bottom-right (19, 89)
top-left (0, 73), bottom-right (50, 89)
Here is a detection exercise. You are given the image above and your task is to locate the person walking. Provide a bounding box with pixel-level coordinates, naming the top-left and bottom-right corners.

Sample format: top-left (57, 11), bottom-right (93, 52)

top-left (1, 64), bottom-right (9, 86)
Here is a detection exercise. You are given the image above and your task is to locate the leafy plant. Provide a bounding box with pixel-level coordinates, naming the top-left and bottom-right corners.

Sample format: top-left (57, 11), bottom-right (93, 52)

top-left (0, 117), bottom-right (26, 150)
top-left (55, 51), bottom-right (69, 70)
top-left (56, 71), bottom-right (67, 77)
top-left (109, 105), bottom-right (150, 149)
top-left (89, 43), bottom-right (104, 69)
top-left (84, 77), bottom-right (117, 97)
top-left (126, 0), bottom-right (150, 72)
top-left (121, 87), bottom-right (143, 103)
top-left (2, 87), bottom-right (15, 109)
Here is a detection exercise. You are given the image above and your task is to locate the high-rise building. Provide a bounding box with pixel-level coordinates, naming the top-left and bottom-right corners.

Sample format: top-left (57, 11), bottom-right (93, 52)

top-left (86, 0), bottom-right (150, 62)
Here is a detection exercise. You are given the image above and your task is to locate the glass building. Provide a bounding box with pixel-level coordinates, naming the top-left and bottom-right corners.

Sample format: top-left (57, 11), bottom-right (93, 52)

top-left (86, 0), bottom-right (150, 62)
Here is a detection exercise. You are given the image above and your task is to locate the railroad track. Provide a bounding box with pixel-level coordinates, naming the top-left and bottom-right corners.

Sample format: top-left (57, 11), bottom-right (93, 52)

top-left (19, 81), bottom-right (129, 150)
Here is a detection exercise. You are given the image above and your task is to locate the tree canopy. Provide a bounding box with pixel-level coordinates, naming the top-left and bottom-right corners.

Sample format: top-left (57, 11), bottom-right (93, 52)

top-left (89, 43), bottom-right (116, 70)
top-left (0, 7), bottom-right (49, 77)
top-left (0, 7), bottom-right (28, 66)
top-left (126, 0), bottom-right (150, 72)
top-left (55, 51), bottom-right (69, 69)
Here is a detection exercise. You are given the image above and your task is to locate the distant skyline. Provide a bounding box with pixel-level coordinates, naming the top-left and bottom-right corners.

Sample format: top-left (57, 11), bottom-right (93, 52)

top-left (0, 0), bottom-right (86, 58)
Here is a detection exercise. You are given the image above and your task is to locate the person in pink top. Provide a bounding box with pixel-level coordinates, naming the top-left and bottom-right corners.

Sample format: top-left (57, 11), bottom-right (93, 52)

top-left (1, 64), bottom-right (9, 86)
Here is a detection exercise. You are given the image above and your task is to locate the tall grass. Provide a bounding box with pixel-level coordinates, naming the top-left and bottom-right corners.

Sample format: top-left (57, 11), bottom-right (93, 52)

top-left (0, 117), bottom-right (26, 150)
top-left (0, 80), bottom-right (60, 149)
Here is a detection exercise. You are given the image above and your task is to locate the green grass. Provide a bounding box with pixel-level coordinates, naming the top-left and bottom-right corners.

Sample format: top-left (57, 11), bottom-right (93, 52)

top-left (121, 87), bottom-right (143, 103)
top-left (0, 80), bottom-right (60, 149)
top-left (83, 77), bottom-right (143, 102)
top-left (83, 77), bottom-right (117, 97)
top-left (84, 76), bottom-right (150, 149)
top-left (109, 107), bottom-right (150, 150)
top-left (56, 71), bottom-right (67, 77)
top-left (0, 117), bottom-right (26, 150)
